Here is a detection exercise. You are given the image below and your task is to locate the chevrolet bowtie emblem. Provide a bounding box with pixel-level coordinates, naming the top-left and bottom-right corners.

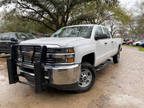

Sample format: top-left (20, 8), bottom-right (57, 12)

top-left (29, 51), bottom-right (33, 57)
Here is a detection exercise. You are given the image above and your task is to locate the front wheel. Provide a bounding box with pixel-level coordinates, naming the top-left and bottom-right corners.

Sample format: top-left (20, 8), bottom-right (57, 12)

top-left (74, 63), bottom-right (95, 93)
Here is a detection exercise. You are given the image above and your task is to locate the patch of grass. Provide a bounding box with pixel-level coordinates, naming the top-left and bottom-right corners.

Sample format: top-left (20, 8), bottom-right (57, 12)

top-left (123, 45), bottom-right (144, 52)
top-left (139, 47), bottom-right (144, 51)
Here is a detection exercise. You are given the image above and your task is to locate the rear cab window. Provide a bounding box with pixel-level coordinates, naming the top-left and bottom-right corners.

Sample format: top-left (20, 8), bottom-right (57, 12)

top-left (95, 26), bottom-right (103, 37)
top-left (102, 27), bottom-right (111, 38)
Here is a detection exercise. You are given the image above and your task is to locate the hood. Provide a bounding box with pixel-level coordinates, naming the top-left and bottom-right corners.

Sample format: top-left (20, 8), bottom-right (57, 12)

top-left (20, 37), bottom-right (91, 47)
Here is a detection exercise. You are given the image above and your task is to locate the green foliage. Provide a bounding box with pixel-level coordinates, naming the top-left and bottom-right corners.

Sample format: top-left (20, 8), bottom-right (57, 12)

top-left (111, 7), bottom-right (132, 25)
top-left (128, 2), bottom-right (144, 37)
top-left (70, 1), bottom-right (120, 25)
top-left (0, 0), bottom-right (132, 37)
top-left (126, 45), bottom-right (144, 52)
top-left (0, 0), bottom-right (119, 33)
top-left (139, 47), bottom-right (144, 52)
top-left (0, 11), bottom-right (53, 33)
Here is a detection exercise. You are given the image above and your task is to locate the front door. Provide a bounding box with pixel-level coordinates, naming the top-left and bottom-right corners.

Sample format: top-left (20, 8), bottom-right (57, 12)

top-left (94, 26), bottom-right (109, 66)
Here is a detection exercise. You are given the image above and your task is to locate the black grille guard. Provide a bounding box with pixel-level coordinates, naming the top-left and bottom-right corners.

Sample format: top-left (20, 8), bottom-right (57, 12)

top-left (7, 45), bottom-right (48, 93)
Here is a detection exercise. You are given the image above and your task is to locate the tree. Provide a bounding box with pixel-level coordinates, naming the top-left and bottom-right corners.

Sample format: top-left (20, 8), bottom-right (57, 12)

top-left (0, 0), bottom-right (118, 32)
top-left (107, 7), bottom-right (132, 37)
top-left (128, 2), bottom-right (144, 38)
top-left (0, 10), bottom-right (52, 33)
top-left (69, 0), bottom-right (119, 25)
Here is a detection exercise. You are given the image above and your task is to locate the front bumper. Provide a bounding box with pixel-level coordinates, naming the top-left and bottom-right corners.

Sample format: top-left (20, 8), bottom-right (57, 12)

top-left (44, 64), bottom-right (81, 85)
top-left (16, 63), bottom-right (81, 85)
top-left (7, 59), bottom-right (81, 92)
top-left (7, 45), bottom-right (81, 92)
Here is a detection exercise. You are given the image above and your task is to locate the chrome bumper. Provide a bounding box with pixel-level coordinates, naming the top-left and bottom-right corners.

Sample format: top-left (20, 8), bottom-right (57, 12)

top-left (18, 63), bottom-right (81, 85)
top-left (44, 64), bottom-right (81, 85)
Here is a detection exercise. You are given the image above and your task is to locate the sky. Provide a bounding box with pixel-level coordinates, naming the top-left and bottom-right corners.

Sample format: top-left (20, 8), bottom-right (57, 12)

top-left (119, 0), bottom-right (144, 11)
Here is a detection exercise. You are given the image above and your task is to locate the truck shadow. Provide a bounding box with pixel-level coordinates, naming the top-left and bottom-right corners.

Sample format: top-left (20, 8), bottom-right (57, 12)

top-left (0, 54), bottom-right (10, 58)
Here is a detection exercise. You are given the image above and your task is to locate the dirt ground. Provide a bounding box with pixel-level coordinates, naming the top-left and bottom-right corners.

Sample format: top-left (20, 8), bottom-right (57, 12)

top-left (0, 46), bottom-right (144, 108)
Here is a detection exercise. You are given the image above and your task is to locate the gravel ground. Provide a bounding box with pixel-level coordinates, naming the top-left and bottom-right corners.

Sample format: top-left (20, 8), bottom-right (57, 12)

top-left (0, 46), bottom-right (144, 108)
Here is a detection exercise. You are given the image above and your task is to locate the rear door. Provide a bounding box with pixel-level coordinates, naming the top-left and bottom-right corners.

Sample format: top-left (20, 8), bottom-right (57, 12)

top-left (102, 27), bottom-right (113, 57)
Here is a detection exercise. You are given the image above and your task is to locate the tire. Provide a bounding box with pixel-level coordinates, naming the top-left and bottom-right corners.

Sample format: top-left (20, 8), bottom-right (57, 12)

top-left (113, 50), bottom-right (120, 64)
top-left (74, 62), bottom-right (95, 93)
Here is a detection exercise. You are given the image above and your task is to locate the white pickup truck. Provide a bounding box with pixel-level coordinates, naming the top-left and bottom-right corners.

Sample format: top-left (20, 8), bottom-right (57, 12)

top-left (7, 24), bottom-right (122, 93)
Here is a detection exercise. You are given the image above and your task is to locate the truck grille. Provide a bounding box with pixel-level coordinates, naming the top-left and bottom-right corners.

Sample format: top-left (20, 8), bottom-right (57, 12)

top-left (17, 46), bottom-right (41, 64)
top-left (16, 46), bottom-right (73, 66)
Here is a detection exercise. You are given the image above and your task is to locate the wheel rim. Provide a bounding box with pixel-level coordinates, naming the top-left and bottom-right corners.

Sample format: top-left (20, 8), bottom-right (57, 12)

top-left (78, 68), bottom-right (92, 88)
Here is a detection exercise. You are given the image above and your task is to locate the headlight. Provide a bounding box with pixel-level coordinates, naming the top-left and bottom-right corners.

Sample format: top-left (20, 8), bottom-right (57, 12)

top-left (47, 48), bottom-right (74, 53)
top-left (46, 48), bottom-right (75, 64)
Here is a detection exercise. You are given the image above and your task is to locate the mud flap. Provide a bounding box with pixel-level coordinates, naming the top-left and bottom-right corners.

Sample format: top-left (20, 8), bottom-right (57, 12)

top-left (34, 62), bottom-right (45, 93)
top-left (7, 58), bottom-right (19, 84)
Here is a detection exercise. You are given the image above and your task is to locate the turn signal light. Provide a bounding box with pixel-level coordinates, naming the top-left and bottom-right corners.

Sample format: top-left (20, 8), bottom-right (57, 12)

top-left (68, 48), bottom-right (74, 53)
top-left (67, 58), bottom-right (74, 63)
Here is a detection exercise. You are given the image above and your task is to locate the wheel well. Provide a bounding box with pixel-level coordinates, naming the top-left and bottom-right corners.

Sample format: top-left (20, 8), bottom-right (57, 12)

top-left (82, 53), bottom-right (95, 65)
top-left (118, 45), bottom-right (121, 51)
top-left (119, 45), bottom-right (121, 49)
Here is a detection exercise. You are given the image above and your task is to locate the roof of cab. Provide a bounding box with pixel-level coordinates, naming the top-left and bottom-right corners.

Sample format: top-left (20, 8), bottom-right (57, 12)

top-left (65, 24), bottom-right (100, 28)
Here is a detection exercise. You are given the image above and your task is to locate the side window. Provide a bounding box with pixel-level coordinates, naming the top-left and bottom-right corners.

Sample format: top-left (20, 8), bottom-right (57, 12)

top-left (95, 26), bottom-right (103, 36)
top-left (10, 34), bottom-right (17, 40)
top-left (103, 27), bottom-right (110, 38)
top-left (1, 34), bottom-right (9, 40)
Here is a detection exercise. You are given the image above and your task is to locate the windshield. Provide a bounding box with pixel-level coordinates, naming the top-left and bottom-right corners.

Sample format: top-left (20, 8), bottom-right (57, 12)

top-left (16, 33), bottom-right (35, 40)
top-left (26, 34), bottom-right (36, 39)
top-left (52, 26), bottom-right (93, 38)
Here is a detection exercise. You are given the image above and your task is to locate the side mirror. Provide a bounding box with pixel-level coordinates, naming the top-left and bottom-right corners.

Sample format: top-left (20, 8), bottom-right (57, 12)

top-left (53, 34), bottom-right (58, 37)
top-left (95, 34), bottom-right (108, 40)
top-left (11, 38), bottom-right (18, 42)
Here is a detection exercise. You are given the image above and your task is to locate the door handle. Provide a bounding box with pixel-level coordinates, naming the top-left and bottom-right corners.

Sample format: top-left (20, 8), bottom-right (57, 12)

top-left (104, 42), bottom-right (108, 45)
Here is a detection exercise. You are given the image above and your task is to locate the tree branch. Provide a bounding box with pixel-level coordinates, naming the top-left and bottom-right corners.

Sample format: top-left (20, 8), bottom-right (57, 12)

top-left (21, 16), bottom-right (56, 31)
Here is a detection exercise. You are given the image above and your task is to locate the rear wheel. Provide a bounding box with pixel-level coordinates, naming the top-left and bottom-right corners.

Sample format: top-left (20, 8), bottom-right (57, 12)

top-left (113, 50), bottom-right (120, 64)
top-left (75, 63), bottom-right (95, 93)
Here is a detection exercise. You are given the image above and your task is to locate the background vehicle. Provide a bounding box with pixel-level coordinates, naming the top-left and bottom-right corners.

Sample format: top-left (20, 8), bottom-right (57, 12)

top-left (7, 25), bottom-right (122, 93)
top-left (133, 41), bottom-right (141, 46)
top-left (133, 40), bottom-right (144, 46)
top-left (140, 41), bottom-right (144, 47)
top-left (34, 33), bottom-right (51, 38)
top-left (126, 39), bottom-right (134, 45)
top-left (0, 32), bottom-right (36, 54)
top-left (123, 38), bottom-right (130, 44)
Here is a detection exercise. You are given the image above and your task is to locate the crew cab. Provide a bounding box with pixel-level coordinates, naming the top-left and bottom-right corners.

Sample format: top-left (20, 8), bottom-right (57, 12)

top-left (7, 24), bottom-right (122, 93)
top-left (0, 32), bottom-right (36, 54)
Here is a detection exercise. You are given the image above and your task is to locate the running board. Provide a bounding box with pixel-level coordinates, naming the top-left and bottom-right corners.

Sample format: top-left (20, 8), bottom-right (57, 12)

top-left (95, 60), bottom-right (112, 72)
